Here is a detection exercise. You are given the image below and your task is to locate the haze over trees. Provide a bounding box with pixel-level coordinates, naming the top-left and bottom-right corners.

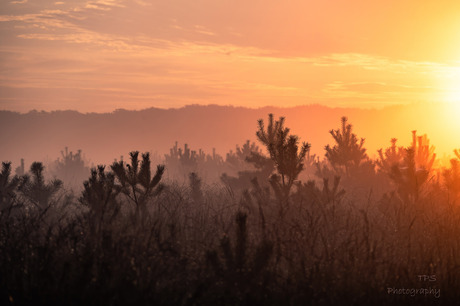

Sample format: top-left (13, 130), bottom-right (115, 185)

top-left (1, 108), bottom-right (459, 305)
top-left (0, 103), bottom-right (456, 168)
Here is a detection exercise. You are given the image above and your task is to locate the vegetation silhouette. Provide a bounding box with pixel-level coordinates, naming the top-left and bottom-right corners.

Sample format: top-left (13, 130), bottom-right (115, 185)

top-left (165, 142), bottom-right (224, 182)
top-left (325, 116), bottom-right (368, 174)
top-left (384, 131), bottom-right (436, 203)
top-left (0, 162), bottom-right (20, 212)
top-left (18, 162), bottom-right (62, 211)
top-left (220, 140), bottom-right (274, 196)
top-left (111, 151), bottom-right (164, 221)
top-left (80, 165), bottom-right (121, 238)
top-left (256, 113), bottom-right (310, 205)
top-left (51, 147), bottom-right (90, 192)
top-left (2, 114), bottom-right (460, 305)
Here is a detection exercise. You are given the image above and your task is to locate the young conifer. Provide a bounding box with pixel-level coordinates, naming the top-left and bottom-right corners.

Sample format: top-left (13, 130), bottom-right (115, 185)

top-left (111, 151), bottom-right (164, 218)
top-left (325, 116), bottom-right (368, 175)
top-left (256, 114), bottom-right (310, 203)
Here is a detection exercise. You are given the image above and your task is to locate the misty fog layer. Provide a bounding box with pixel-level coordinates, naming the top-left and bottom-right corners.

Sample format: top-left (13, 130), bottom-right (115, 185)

top-left (1, 103), bottom-right (457, 170)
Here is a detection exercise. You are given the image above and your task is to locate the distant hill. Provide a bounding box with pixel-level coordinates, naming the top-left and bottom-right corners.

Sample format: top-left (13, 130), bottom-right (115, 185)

top-left (0, 103), bottom-right (457, 169)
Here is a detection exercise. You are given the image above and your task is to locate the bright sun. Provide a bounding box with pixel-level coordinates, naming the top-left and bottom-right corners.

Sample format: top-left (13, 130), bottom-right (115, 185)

top-left (438, 66), bottom-right (460, 124)
top-left (445, 89), bottom-right (460, 104)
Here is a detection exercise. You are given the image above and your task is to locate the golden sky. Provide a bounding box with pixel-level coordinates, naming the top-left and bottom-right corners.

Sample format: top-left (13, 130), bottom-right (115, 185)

top-left (1, 0), bottom-right (460, 112)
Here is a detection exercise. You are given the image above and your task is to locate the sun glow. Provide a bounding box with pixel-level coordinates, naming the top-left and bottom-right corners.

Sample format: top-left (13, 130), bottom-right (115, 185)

top-left (423, 63), bottom-right (460, 157)
top-left (444, 88), bottom-right (460, 105)
top-left (441, 66), bottom-right (460, 103)
top-left (431, 65), bottom-right (460, 136)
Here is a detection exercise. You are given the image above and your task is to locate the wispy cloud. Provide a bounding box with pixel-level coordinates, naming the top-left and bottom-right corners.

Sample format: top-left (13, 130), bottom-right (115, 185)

top-left (84, 0), bottom-right (125, 10)
top-left (1, 0), bottom-right (459, 112)
top-left (132, 0), bottom-right (151, 6)
top-left (323, 81), bottom-right (434, 99)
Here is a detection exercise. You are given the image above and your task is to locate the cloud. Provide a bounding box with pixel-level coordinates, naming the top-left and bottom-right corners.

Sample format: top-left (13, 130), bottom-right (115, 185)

top-left (325, 81), bottom-right (433, 94)
top-left (84, 0), bottom-right (125, 11)
top-left (131, 0), bottom-right (151, 6)
top-left (320, 81), bottom-right (437, 106)
top-left (1, 0), bottom-right (458, 112)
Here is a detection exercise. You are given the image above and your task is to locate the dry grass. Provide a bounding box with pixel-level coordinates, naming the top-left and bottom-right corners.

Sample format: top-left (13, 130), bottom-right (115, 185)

top-left (1, 173), bottom-right (459, 305)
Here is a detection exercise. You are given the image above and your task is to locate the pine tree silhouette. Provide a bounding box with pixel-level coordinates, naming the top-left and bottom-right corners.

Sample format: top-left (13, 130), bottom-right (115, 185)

top-left (412, 131), bottom-right (436, 172)
top-left (0, 162), bottom-right (20, 211)
top-left (377, 138), bottom-right (405, 175)
top-left (443, 154), bottom-right (460, 200)
top-left (164, 142), bottom-right (198, 180)
top-left (389, 131), bottom-right (436, 202)
top-left (80, 165), bottom-right (121, 235)
top-left (256, 114), bottom-right (310, 203)
top-left (53, 147), bottom-right (89, 190)
top-left (18, 162), bottom-right (62, 210)
top-left (111, 151), bottom-right (164, 219)
top-left (325, 116), bottom-right (367, 175)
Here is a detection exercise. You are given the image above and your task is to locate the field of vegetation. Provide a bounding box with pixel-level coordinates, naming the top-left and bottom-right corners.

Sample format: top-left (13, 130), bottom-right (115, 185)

top-left (1, 114), bottom-right (459, 305)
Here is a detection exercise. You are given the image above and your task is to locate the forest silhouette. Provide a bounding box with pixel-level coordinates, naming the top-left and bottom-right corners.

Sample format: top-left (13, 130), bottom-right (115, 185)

top-left (1, 108), bottom-right (458, 305)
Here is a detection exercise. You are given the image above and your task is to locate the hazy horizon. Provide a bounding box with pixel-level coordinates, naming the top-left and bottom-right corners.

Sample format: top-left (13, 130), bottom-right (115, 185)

top-left (2, 103), bottom-right (460, 171)
top-left (0, 101), bottom-right (421, 114)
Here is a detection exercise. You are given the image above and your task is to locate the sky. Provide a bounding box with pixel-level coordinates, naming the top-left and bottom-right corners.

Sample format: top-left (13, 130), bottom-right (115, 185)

top-left (1, 0), bottom-right (460, 113)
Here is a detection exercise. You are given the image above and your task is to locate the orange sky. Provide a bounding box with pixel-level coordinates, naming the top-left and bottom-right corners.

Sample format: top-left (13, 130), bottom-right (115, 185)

top-left (1, 0), bottom-right (460, 113)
